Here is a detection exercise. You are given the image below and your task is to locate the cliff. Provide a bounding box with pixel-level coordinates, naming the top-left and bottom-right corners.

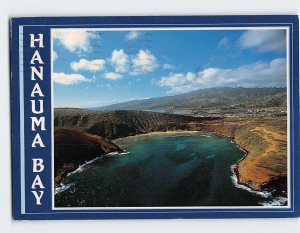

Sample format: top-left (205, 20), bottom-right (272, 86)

top-left (54, 108), bottom-right (287, 197)
top-left (54, 108), bottom-right (214, 139)
top-left (54, 128), bottom-right (123, 186)
top-left (198, 117), bottom-right (287, 196)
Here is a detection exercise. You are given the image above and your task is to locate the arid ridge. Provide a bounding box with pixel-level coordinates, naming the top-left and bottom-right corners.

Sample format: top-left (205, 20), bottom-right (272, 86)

top-left (54, 108), bottom-right (287, 197)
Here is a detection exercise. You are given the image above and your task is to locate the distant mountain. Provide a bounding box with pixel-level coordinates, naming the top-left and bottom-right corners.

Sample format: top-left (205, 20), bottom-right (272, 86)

top-left (94, 87), bottom-right (286, 111)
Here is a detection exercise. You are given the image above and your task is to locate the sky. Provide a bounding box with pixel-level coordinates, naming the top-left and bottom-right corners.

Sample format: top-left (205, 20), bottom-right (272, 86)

top-left (52, 28), bottom-right (287, 108)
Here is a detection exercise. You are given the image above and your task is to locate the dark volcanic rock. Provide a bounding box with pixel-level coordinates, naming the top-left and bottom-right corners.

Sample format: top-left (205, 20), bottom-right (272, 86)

top-left (54, 128), bottom-right (122, 186)
top-left (53, 109), bottom-right (214, 187)
top-left (261, 175), bottom-right (288, 197)
top-left (54, 109), bottom-right (212, 139)
top-left (54, 109), bottom-right (287, 201)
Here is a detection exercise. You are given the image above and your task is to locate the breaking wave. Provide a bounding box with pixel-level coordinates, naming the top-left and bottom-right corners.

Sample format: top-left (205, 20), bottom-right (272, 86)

top-left (230, 164), bottom-right (272, 198)
top-left (200, 134), bottom-right (212, 138)
top-left (259, 196), bottom-right (288, 206)
top-left (55, 183), bottom-right (74, 195)
top-left (67, 151), bottom-right (130, 177)
top-left (55, 151), bottom-right (129, 195)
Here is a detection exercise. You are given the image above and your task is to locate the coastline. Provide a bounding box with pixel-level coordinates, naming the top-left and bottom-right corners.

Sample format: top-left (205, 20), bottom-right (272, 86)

top-left (121, 128), bottom-right (288, 203)
top-left (113, 129), bottom-right (263, 194)
top-left (195, 130), bottom-right (278, 197)
top-left (55, 150), bottom-right (129, 194)
top-left (63, 129), bottom-right (272, 196)
top-left (55, 130), bottom-right (211, 191)
top-left (113, 130), bottom-right (200, 143)
top-left (55, 120), bottom-right (287, 205)
top-left (54, 128), bottom-right (123, 188)
top-left (143, 130), bottom-right (199, 135)
top-left (198, 118), bottom-right (287, 201)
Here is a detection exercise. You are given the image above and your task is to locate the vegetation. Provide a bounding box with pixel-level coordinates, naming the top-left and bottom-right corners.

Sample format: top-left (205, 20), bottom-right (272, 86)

top-left (95, 87), bottom-right (286, 111)
top-left (54, 87), bottom-right (288, 197)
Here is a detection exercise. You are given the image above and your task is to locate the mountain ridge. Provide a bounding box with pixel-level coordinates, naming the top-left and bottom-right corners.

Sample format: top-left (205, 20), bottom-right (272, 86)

top-left (92, 87), bottom-right (286, 111)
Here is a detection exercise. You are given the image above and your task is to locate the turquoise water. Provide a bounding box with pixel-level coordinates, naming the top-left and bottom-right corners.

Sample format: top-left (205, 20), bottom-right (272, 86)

top-left (55, 132), bottom-right (281, 207)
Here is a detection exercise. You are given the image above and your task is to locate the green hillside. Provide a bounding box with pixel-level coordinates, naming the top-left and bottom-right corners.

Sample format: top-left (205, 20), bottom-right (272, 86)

top-left (95, 87), bottom-right (286, 111)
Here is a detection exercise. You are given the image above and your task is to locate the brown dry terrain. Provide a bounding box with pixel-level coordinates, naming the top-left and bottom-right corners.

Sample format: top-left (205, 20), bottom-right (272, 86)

top-left (54, 109), bottom-right (287, 196)
top-left (197, 117), bottom-right (287, 196)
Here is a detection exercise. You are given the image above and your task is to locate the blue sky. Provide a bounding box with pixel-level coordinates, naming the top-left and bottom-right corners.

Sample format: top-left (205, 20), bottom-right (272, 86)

top-left (52, 29), bottom-right (287, 108)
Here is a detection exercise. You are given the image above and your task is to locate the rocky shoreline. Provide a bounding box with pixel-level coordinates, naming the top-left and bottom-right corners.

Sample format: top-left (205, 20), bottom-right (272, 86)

top-left (198, 118), bottom-right (287, 199)
top-left (54, 109), bottom-right (287, 202)
top-left (54, 128), bottom-right (123, 187)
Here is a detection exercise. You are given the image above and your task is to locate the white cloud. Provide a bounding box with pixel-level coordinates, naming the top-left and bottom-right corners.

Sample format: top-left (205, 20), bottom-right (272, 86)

top-left (126, 31), bottom-right (141, 40)
top-left (53, 51), bottom-right (58, 61)
top-left (53, 72), bottom-right (91, 85)
top-left (131, 50), bottom-right (158, 75)
top-left (104, 72), bottom-right (123, 80)
top-left (63, 48), bottom-right (158, 79)
top-left (163, 63), bottom-right (174, 70)
top-left (110, 49), bottom-right (129, 73)
top-left (218, 37), bottom-right (229, 48)
top-left (71, 59), bottom-right (106, 72)
top-left (157, 58), bottom-right (286, 94)
top-left (238, 30), bottom-right (286, 53)
top-left (109, 49), bottom-right (158, 75)
top-left (52, 29), bottom-right (98, 52)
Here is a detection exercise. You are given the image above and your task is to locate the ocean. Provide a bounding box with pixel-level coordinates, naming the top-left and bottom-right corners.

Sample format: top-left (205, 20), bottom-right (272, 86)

top-left (55, 132), bottom-right (284, 207)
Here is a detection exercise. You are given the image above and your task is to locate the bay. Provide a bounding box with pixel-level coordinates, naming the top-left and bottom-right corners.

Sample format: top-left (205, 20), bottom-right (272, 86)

top-left (55, 132), bottom-right (278, 207)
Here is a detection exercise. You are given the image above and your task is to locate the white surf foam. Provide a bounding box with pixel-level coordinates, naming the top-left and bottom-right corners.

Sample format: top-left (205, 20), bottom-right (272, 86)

top-left (230, 140), bottom-right (247, 154)
top-left (67, 151), bottom-right (130, 177)
top-left (230, 164), bottom-right (272, 198)
top-left (66, 156), bottom-right (102, 177)
top-left (56, 151), bottom-right (129, 195)
top-left (231, 161), bottom-right (287, 206)
top-left (106, 151), bottom-right (130, 157)
top-left (259, 196), bottom-right (288, 206)
top-left (55, 183), bottom-right (74, 195)
top-left (200, 134), bottom-right (212, 138)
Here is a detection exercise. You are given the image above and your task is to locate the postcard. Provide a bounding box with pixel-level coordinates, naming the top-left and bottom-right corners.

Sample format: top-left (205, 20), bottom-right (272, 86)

top-left (10, 15), bottom-right (299, 220)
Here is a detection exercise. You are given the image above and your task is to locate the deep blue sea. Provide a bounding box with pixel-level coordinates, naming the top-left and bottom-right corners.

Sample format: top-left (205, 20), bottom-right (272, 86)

top-left (55, 132), bottom-right (285, 207)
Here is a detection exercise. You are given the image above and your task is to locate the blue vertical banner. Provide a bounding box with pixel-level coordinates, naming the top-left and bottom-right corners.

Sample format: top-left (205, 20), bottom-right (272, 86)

top-left (10, 16), bottom-right (300, 220)
top-left (12, 24), bottom-right (53, 217)
top-left (22, 26), bottom-right (52, 213)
